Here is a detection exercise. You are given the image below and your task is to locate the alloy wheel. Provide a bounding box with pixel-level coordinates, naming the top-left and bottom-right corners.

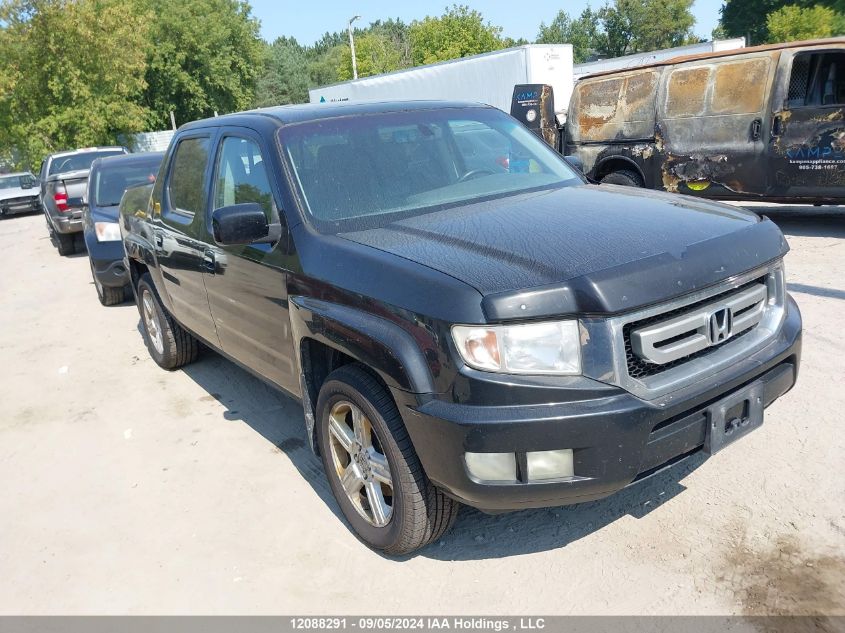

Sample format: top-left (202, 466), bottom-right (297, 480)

top-left (327, 400), bottom-right (394, 527)
top-left (141, 289), bottom-right (165, 355)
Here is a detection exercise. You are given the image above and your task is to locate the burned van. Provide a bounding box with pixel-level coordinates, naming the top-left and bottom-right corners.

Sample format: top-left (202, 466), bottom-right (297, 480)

top-left (564, 38), bottom-right (845, 203)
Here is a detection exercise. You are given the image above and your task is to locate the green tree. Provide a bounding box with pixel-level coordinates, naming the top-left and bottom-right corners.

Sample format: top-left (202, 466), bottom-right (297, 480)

top-left (720, 0), bottom-right (791, 44)
top-left (598, 0), bottom-right (697, 57)
top-left (0, 0), bottom-right (151, 169)
top-left (409, 4), bottom-right (506, 65)
top-left (536, 8), bottom-right (602, 62)
top-left (766, 4), bottom-right (839, 42)
top-left (132, 0), bottom-right (263, 128)
top-left (306, 44), bottom-right (345, 87)
top-left (255, 37), bottom-right (310, 106)
top-left (719, 0), bottom-right (844, 44)
top-left (338, 31), bottom-right (405, 81)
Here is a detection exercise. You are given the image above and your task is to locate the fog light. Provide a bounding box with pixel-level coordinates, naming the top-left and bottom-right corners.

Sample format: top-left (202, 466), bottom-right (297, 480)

top-left (465, 452), bottom-right (517, 482)
top-left (526, 449), bottom-right (574, 481)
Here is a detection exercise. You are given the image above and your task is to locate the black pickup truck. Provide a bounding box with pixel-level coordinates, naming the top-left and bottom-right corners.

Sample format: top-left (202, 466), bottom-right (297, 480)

top-left (121, 101), bottom-right (802, 554)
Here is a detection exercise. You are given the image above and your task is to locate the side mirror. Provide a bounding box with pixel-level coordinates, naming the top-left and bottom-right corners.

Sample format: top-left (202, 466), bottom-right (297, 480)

top-left (564, 155), bottom-right (584, 173)
top-left (211, 203), bottom-right (282, 246)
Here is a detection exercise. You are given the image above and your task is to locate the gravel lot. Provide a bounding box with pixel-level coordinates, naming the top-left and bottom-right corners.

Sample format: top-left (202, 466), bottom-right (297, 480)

top-left (0, 209), bottom-right (843, 615)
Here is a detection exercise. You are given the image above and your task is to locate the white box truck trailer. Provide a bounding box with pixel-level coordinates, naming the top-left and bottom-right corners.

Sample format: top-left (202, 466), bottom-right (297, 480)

top-left (309, 44), bottom-right (575, 120)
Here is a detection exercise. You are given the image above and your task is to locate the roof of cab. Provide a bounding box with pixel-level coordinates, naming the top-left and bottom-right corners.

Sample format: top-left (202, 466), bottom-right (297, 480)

top-left (1, 171), bottom-right (35, 178)
top-left (179, 100), bottom-right (492, 132)
top-left (93, 152), bottom-right (164, 169)
top-left (581, 36), bottom-right (845, 80)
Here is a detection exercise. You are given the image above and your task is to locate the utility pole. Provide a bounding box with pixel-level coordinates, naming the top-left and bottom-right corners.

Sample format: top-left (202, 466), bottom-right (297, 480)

top-left (348, 15), bottom-right (361, 80)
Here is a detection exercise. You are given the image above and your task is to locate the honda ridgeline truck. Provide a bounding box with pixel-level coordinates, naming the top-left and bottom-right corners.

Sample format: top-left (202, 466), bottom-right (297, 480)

top-left (565, 38), bottom-right (845, 203)
top-left (121, 102), bottom-right (801, 554)
top-left (39, 146), bottom-right (128, 255)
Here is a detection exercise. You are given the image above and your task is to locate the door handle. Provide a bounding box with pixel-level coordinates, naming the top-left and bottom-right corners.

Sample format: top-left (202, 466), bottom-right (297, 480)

top-left (751, 118), bottom-right (762, 140)
top-left (203, 251), bottom-right (216, 274)
top-left (771, 114), bottom-right (784, 137)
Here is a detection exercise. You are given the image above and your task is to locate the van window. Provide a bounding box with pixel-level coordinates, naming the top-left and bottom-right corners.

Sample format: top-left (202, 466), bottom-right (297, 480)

top-left (711, 58), bottom-right (771, 115)
top-left (665, 67), bottom-right (710, 118)
top-left (168, 137), bottom-right (210, 216)
top-left (787, 51), bottom-right (845, 108)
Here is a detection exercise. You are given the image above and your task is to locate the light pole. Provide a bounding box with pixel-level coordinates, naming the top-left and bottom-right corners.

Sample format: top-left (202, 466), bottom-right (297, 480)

top-left (348, 15), bottom-right (360, 80)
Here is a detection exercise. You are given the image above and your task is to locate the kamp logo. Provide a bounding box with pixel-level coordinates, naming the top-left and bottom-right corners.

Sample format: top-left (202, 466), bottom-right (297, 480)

top-left (786, 145), bottom-right (845, 161)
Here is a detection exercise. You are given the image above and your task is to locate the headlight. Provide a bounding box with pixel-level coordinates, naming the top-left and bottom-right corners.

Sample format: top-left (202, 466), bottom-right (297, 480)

top-left (94, 221), bottom-right (121, 242)
top-left (452, 320), bottom-right (581, 375)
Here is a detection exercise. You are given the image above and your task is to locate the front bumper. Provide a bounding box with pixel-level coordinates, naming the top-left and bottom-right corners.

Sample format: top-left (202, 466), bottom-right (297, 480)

top-left (1, 196), bottom-right (40, 215)
top-left (85, 230), bottom-right (130, 288)
top-left (396, 295), bottom-right (802, 512)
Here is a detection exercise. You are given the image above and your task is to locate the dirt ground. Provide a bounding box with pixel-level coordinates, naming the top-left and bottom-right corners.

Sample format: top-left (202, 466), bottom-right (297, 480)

top-left (0, 208), bottom-right (843, 615)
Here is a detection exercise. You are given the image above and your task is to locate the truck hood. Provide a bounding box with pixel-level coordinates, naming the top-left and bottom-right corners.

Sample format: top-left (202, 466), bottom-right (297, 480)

top-left (0, 185), bottom-right (37, 201)
top-left (340, 183), bottom-right (788, 319)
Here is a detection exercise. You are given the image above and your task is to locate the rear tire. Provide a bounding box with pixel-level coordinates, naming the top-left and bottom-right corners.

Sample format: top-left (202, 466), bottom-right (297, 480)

top-left (72, 232), bottom-right (86, 254)
top-left (56, 232), bottom-right (75, 256)
top-left (316, 364), bottom-right (459, 555)
top-left (136, 273), bottom-right (199, 369)
top-left (600, 169), bottom-right (643, 188)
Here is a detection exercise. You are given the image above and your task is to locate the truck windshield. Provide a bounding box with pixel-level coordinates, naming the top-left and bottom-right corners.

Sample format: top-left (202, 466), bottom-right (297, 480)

top-left (281, 107), bottom-right (581, 232)
top-left (49, 150), bottom-right (125, 176)
top-left (93, 161), bottom-right (159, 207)
top-left (0, 175), bottom-right (34, 189)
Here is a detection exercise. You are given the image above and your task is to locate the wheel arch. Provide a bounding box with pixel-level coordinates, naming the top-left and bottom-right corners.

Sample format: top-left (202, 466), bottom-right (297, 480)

top-left (290, 297), bottom-right (436, 453)
top-left (594, 155), bottom-right (645, 184)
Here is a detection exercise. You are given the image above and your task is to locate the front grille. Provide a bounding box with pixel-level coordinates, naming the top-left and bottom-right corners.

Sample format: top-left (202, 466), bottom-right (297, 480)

top-left (623, 276), bottom-right (767, 379)
top-left (3, 196), bottom-right (38, 205)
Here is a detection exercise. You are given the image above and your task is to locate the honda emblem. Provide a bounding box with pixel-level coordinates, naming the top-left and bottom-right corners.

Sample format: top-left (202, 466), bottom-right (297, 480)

top-left (709, 307), bottom-right (732, 344)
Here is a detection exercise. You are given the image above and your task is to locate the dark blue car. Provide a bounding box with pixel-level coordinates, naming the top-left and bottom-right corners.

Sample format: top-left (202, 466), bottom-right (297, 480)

top-left (84, 152), bottom-right (163, 305)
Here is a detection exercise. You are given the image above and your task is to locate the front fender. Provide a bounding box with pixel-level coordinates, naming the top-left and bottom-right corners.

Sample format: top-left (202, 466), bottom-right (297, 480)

top-left (289, 297), bottom-right (436, 394)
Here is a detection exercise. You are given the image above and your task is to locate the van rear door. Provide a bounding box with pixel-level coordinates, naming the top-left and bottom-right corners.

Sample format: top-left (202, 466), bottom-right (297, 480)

top-left (657, 52), bottom-right (777, 198)
top-left (769, 47), bottom-right (845, 201)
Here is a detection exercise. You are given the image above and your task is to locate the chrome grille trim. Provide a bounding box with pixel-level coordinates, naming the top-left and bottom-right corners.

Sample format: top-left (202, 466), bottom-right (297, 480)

top-left (630, 282), bottom-right (767, 365)
top-left (579, 263), bottom-right (787, 401)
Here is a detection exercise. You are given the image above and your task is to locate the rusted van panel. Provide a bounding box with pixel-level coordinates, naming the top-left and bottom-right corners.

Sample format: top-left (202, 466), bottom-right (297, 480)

top-left (565, 37), bottom-right (845, 203)
top-left (569, 69), bottom-right (659, 144)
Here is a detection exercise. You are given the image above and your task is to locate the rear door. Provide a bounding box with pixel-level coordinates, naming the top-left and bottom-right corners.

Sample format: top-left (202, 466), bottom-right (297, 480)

top-left (154, 133), bottom-right (219, 346)
top-left (768, 47), bottom-right (845, 200)
top-left (202, 129), bottom-right (299, 395)
top-left (658, 52), bottom-right (777, 197)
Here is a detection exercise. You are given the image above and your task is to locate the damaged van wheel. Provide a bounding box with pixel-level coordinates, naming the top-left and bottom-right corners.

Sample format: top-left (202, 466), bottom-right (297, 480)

top-left (316, 364), bottom-right (459, 554)
top-left (601, 169), bottom-right (643, 187)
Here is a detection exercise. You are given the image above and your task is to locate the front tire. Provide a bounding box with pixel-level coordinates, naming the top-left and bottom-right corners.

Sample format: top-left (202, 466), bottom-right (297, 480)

top-left (90, 258), bottom-right (125, 306)
top-left (600, 169), bottom-right (643, 187)
top-left (136, 273), bottom-right (199, 369)
top-left (316, 364), bottom-right (459, 555)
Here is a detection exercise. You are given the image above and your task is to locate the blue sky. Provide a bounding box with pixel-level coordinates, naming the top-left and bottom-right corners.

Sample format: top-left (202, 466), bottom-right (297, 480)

top-left (250, 0), bottom-right (725, 46)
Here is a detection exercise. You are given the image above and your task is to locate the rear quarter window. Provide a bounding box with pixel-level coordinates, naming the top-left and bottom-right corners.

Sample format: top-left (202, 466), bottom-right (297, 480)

top-left (573, 70), bottom-right (658, 141)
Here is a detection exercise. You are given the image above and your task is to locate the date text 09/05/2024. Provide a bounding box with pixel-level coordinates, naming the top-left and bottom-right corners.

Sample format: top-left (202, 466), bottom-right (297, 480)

top-left (289, 617), bottom-right (547, 630)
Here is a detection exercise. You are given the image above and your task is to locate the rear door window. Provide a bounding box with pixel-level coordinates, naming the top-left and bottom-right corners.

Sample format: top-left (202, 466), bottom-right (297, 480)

top-left (711, 57), bottom-right (771, 114)
top-left (665, 67), bottom-right (711, 118)
top-left (167, 137), bottom-right (211, 216)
